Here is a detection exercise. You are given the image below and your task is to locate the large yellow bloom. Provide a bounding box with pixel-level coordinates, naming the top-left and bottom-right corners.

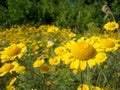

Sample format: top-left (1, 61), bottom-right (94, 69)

top-left (0, 43), bottom-right (27, 63)
top-left (104, 21), bottom-right (119, 31)
top-left (62, 38), bottom-right (107, 72)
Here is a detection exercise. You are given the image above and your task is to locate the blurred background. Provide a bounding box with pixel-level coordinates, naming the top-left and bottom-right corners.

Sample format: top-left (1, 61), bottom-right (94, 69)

top-left (0, 0), bottom-right (120, 32)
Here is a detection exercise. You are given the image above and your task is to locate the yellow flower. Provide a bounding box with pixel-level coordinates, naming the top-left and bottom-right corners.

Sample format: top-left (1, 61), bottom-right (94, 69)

top-left (104, 21), bottom-right (119, 31)
top-left (16, 66), bottom-right (26, 73)
top-left (0, 63), bottom-right (14, 76)
top-left (89, 36), bottom-right (101, 44)
top-left (100, 38), bottom-right (120, 52)
top-left (68, 32), bottom-right (76, 38)
top-left (70, 41), bottom-right (97, 60)
top-left (90, 86), bottom-right (102, 90)
top-left (40, 64), bottom-right (52, 73)
top-left (10, 61), bottom-right (19, 73)
top-left (54, 46), bottom-right (67, 55)
top-left (62, 53), bottom-right (74, 64)
top-left (33, 57), bottom-right (44, 68)
top-left (78, 84), bottom-right (103, 90)
top-left (6, 85), bottom-right (16, 90)
top-left (9, 77), bottom-right (17, 86)
top-left (77, 84), bottom-right (89, 90)
top-left (49, 56), bottom-right (60, 65)
top-left (0, 43), bottom-right (27, 63)
top-left (62, 38), bottom-right (107, 72)
top-left (0, 62), bottom-right (19, 76)
top-left (47, 25), bottom-right (59, 33)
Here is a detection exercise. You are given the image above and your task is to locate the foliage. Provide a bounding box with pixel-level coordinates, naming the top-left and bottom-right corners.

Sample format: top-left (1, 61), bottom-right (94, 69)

top-left (1, 0), bottom-right (120, 32)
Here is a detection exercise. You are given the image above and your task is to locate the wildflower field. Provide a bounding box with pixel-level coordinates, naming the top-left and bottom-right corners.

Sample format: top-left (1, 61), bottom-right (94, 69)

top-left (0, 1), bottom-right (120, 90)
top-left (0, 21), bottom-right (120, 90)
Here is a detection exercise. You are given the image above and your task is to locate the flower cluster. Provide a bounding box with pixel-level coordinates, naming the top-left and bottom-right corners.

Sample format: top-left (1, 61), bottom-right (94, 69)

top-left (0, 24), bottom-right (120, 90)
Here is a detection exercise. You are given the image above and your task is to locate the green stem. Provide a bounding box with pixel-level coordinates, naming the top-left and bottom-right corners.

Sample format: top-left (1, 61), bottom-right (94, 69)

top-left (110, 11), bottom-right (115, 22)
top-left (81, 72), bottom-right (83, 84)
top-left (96, 68), bottom-right (101, 86)
top-left (86, 64), bottom-right (90, 85)
top-left (96, 65), bottom-right (108, 86)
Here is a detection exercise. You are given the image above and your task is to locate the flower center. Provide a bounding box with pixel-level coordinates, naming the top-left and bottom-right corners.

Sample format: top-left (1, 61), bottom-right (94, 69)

top-left (7, 45), bottom-right (22, 56)
top-left (70, 41), bottom-right (97, 60)
top-left (109, 23), bottom-right (116, 28)
top-left (40, 64), bottom-right (51, 73)
top-left (101, 40), bottom-right (115, 48)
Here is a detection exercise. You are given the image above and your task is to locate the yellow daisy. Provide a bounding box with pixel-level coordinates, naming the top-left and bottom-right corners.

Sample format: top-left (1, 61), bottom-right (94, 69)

top-left (62, 37), bottom-right (107, 72)
top-left (9, 77), bottom-right (17, 86)
top-left (77, 84), bottom-right (103, 90)
top-left (104, 21), bottom-right (119, 31)
top-left (77, 84), bottom-right (89, 90)
top-left (47, 25), bottom-right (59, 33)
top-left (90, 86), bottom-right (102, 90)
top-left (54, 46), bottom-right (67, 55)
top-left (68, 32), bottom-right (76, 38)
top-left (0, 43), bottom-right (27, 63)
top-left (33, 57), bottom-right (44, 68)
top-left (16, 66), bottom-right (26, 73)
top-left (88, 36), bottom-right (101, 44)
top-left (40, 64), bottom-right (52, 74)
top-left (49, 56), bottom-right (60, 65)
top-left (6, 85), bottom-right (16, 90)
top-left (100, 38), bottom-right (120, 52)
top-left (0, 63), bottom-right (14, 76)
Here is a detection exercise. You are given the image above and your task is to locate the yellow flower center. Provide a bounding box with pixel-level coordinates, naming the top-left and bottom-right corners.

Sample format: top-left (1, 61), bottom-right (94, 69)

top-left (101, 40), bottom-right (115, 48)
top-left (40, 64), bottom-right (51, 73)
top-left (71, 41), bottom-right (97, 60)
top-left (108, 23), bottom-right (116, 28)
top-left (7, 45), bottom-right (22, 56)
